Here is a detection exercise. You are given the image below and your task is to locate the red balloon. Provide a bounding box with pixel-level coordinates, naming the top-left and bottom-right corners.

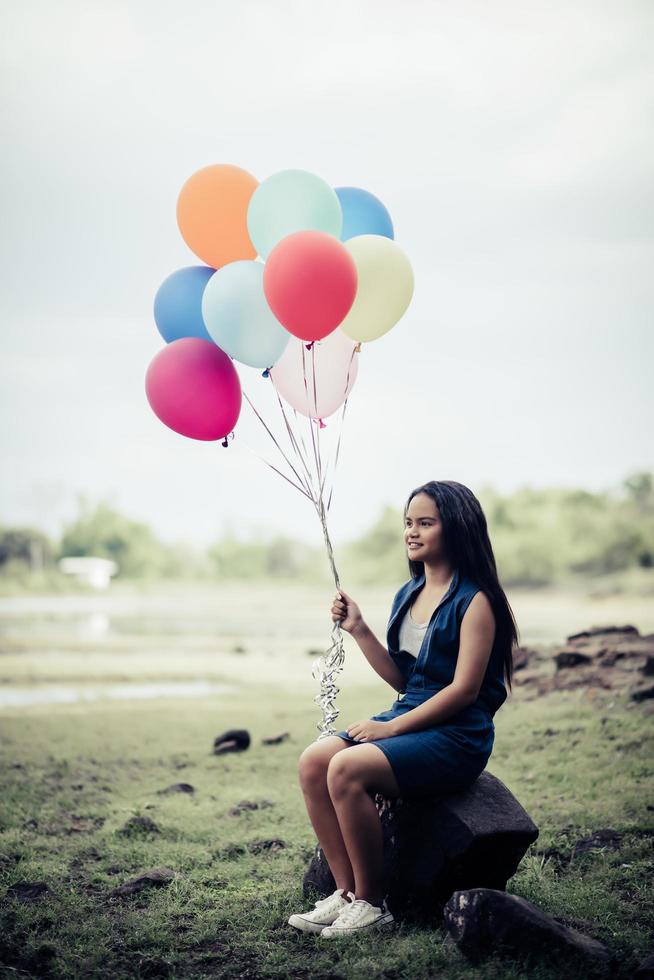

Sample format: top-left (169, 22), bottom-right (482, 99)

top-left (145, 337), bottom-right (241, 441)
top-left (263, 230), bottom-right (358, 341)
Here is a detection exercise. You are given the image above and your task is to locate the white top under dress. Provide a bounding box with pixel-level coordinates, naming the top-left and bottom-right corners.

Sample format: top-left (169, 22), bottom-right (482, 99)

top-left (397, 607), bottom-right (428, 658)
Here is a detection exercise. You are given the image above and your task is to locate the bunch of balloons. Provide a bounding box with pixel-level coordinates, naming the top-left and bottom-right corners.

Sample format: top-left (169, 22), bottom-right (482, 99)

top-left (145, 164), bottom-right (414, 444)
top-left (145, 163), bottom-right (414, 739)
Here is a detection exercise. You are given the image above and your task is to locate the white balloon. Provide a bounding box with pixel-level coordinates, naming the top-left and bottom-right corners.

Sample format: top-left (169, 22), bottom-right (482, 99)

top-left (269, 330), bottom-right (359, 419)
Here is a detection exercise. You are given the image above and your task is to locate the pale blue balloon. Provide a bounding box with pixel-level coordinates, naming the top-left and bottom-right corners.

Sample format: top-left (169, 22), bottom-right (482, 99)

top-left (201, 260), bottom-right (290, 369)
top-left (335, 187), bottom-right (394, 241)
top-left (247, 169), bottom-right (342, 259)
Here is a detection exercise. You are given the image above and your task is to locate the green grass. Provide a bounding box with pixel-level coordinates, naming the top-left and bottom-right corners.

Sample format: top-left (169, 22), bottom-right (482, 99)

top-left (1, 685), bottom-right (652, 979)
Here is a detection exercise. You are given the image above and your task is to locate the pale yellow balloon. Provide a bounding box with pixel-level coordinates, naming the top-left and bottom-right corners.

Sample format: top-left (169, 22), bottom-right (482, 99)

top-left (338, 235), bottom-right (414, 342)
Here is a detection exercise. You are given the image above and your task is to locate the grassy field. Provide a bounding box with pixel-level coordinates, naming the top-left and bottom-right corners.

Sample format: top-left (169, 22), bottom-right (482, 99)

top-left (1, 583), bottom-right (653, 978)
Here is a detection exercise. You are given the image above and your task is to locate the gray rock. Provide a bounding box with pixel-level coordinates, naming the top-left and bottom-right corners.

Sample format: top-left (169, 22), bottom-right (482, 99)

top-left (443, 887), bottom-right (611, 970)
top-left (157, 783), bottom-right (195, 795)
top-left (303, 771), bottom-right (538, 922)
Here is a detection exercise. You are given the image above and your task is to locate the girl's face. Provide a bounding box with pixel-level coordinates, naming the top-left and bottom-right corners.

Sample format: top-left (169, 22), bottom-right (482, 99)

top-left (404, 493), bottom-right (445, 563)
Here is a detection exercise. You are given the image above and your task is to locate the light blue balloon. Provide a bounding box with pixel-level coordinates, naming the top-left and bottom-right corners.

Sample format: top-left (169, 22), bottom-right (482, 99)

top-left (247, 169), bottom-right (342, 259)
top-left (153, 265), bottom-right (215, 343)
top-left (335, 187), bottom-right (394, 241)
top-left (201, 260), bottom-right (290, 369)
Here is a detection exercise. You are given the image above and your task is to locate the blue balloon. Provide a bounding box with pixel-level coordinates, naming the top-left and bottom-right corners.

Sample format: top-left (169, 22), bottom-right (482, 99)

top-left (154, 266), bottom-right (215, 343)
top-left (334, 187), bottom-right (394, 241)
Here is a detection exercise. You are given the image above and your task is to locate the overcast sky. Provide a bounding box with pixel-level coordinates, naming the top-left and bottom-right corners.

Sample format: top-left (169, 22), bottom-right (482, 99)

top-left (1, 0), bottom-right (652, 549)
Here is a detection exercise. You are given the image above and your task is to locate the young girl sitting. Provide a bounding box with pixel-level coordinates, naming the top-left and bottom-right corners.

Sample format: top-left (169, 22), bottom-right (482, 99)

top-left (288, 480), bottom-right (517, 938)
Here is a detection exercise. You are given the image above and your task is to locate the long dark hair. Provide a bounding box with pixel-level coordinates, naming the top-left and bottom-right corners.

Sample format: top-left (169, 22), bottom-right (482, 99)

top-left (404, 480), bottom-right (518, 691)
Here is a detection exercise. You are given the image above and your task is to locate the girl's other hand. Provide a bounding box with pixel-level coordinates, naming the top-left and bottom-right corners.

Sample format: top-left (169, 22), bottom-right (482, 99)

top-left (331, 589), bottom-right (364, 636)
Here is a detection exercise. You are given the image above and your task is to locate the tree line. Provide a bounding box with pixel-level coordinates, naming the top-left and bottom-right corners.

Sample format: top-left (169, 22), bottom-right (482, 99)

top-left (1, 472), bottom-right (652, 590)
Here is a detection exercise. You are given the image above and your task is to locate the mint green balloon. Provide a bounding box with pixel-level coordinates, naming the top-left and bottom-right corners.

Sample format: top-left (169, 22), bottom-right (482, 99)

top-left (201, 260), bottom-right (290, 369)
top-left (247, 169), bottom-right (342, 259)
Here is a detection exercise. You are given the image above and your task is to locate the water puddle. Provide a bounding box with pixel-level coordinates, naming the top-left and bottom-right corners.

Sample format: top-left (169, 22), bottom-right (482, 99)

top-left (0, 681), bottom-right (237, 709)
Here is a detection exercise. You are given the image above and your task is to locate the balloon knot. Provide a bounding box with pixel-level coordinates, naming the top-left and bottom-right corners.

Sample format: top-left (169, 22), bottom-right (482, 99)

top-left (318, 418), bottom-right (326, 429)
top-left (305, 341), bottom-right (314, 351)
top-left (262, 368), bottom-right (270, 378)
top-left (354, 342), bottom-right (362, 353)
top-left (222, 437), bottom-right (229, 448)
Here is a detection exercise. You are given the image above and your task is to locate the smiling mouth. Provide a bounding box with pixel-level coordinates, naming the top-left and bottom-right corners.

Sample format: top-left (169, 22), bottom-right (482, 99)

top-left (408, 543), bottom-right (423, 549)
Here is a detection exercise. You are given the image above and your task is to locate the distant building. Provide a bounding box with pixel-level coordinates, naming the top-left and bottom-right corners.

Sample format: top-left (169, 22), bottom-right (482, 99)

top-left (58, 556), bottom-right (118, 589)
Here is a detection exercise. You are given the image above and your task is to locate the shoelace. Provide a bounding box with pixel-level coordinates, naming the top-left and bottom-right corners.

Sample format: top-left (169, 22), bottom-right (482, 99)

top-left (333, 898), bottom-right (380, 928)
top-left (315, 890), bottom-right (348, 909)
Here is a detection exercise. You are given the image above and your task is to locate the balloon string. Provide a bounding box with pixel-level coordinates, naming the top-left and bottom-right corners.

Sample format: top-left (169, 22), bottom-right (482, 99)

top-left (301, 344), bottom-right (325, 512)
top-left (294, 339), bottom-right (347, 740)
top-left (240, 340), bottom-right (356, 740)
top-left (292, 404), bottom-right (314, 476)
top-left (326, 343), bottom-right (358, 511)
top-left (311, 478), bottom-right (346, 740)
top-left (311, 345), bottom-right (324, 491)
top-left (327, 397), bottom-right (348, 512)
top-left (268, 376), bottom-right (317, 498)
top-left (241, 389), bottom-right (312, 498)
top-left (231, 433), bottom-right (314, 501)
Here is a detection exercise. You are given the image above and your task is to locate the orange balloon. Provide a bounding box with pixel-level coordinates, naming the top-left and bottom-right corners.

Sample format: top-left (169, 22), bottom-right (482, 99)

top-left (176, 164), bottom-right (259, 269)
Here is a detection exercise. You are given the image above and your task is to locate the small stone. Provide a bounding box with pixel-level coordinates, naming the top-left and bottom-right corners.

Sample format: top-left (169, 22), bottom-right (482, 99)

top-left (261, 731), bottom-right (289, 745)
top-left (213, 729), bottom-right (250, 754)
top-left (227, 798), bottom-right (276, 815)
top-left (157, 783), bottom-right (195, 795)
top-left (248, 838), bottom-right (286, 854)
top-left (111, 868), bottom-right (176, 897)
top-left (227, 799), bottom-right (259, 816)
top-left (571, 828), bottom-right (623, 857)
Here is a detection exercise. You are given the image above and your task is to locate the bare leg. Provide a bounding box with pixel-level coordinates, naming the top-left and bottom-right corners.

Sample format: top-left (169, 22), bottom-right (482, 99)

top-left (298, 736), bottom-right (357, 895)
top-left (327, 744), bottom-right (401, 906)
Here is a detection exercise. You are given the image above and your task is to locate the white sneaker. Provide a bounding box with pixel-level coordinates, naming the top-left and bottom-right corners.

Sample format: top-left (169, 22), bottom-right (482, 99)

top-left (288, 888), bottom-right (355, 934)
top-left (318, 896), bottom-right (394, 938)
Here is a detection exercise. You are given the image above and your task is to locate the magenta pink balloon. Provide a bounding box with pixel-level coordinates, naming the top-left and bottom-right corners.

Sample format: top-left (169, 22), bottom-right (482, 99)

top-left (145, 337), bottom-right (242, 441)
top-left (263, 230), bottom-right (357, 341)
top-left (269, 329), bottom-right (359, 419)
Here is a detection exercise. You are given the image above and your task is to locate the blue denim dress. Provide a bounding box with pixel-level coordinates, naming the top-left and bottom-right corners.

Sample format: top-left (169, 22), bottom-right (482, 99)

top-left (334, 569), bottom-right (507, 799)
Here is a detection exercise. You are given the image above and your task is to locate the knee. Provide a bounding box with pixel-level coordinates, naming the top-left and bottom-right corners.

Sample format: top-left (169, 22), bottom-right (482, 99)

top-left (326, 753), bottom-right (362, 801)
top-left (298, 744), bottom-right (330, 793)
